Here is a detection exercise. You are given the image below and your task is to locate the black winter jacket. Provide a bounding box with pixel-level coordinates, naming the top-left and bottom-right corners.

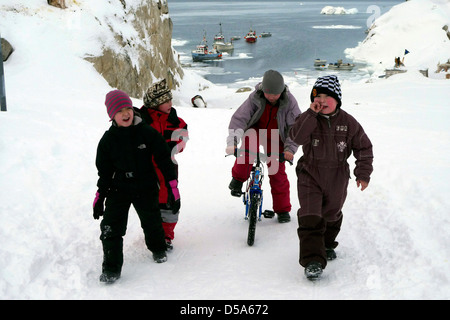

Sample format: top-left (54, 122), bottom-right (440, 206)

top-left (95, 116), bottom-right (176, 196)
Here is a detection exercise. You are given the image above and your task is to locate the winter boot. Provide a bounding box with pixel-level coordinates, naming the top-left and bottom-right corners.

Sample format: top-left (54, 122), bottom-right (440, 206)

top-left (304, 261), bottom-right (323, 280)
top-left (165, 239), bottom-right (173, 251)
top-left (229, 178), bottom-right (243, 197)
top-left (277, 212), bottom-right (291, 223)
top-left (99, 271), bottom-right (121, 284)
top-left (153, 251), bottom-right (167, 263)
top-left (326, 248), bottom-right (337, 260)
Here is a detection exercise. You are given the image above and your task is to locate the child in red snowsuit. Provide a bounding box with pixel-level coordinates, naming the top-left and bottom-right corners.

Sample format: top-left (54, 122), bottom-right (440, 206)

top-left (140, 79), bottom-right (188, 250)
top-left (289, 75), bottom-right (373, 280)
top-left (226, 70), bottom-right (301, 223)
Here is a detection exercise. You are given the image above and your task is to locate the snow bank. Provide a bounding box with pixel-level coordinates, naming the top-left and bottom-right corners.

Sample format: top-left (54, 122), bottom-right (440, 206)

top-left (0, 0), bottom-right (449, 300)
top-left (345, 0), bottom-right (450, 76)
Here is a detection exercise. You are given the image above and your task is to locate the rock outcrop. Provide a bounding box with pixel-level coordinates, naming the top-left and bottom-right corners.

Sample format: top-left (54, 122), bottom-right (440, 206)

top-left (47, 0), bottom-right (67, 9)
top-left (443, 25), bottom-right (450, 40)
top-left (85, 0), bottom-right (183, 98)
top-left (1, 38), bottom-right (14, 61)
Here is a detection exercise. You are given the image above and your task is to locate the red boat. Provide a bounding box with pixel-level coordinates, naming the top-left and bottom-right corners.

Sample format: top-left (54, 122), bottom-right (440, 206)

top-left (244, 29), bottom-right (257, 43)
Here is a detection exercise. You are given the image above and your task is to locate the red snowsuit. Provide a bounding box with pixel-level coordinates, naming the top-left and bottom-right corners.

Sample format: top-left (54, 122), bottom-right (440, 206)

top-left (139, 107), bottom-right (188, 240)
top-left (289, 108), bottom-right (373, 269)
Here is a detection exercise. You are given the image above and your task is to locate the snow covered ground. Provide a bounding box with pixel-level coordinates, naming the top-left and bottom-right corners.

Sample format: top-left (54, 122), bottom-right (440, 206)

top-left (0, 0), bottom-right (449, 300)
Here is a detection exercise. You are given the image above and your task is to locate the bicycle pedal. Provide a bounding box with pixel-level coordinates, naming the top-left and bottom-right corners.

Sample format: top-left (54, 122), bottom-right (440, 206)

top-left (263, 210), bottom-right (275, 219)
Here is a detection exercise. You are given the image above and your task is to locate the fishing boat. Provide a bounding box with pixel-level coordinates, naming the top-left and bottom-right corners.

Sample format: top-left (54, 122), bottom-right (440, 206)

top-left (244, 29), bottom-right (257, 43)
top-left (260, 32), bottom-right (272, 37)
top-left (213, 23), bottom-right (234, 52)
top-left (213, 40), bottom-right (234, 52)
top-left (214, 23), bottom-right (225, 43)
top-left (314, 59), bottom-right (327, 69)
top-left (328, 59), bottom-right (354, 71)
top-left (191, 35), bottom-right (222, 62)
top-left (230, 35), bottom-right (241, 41)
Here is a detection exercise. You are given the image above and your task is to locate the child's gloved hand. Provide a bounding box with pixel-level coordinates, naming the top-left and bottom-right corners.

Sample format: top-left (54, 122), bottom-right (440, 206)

top-left (167, 180), bottom-right (181, 214)
top-left (93, 191), bottom-right (106, 220)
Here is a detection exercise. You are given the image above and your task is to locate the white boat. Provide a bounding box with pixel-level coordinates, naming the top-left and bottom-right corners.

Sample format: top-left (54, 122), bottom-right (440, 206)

top-left (213, 41), bottom-right (234, 52)
top-left (327, 59), bottom-right (354, 71)
top-left (213, 23), bottom-right (234, 51)
top-left (260, 32), bottom-right (272, 37)
top-left (314, 59), bottom-right (327, 69)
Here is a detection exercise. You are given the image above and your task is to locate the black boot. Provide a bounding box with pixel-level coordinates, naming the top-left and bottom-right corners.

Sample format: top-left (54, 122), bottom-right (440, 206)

top-left (228, 178), bottom-right (243, 197)
top-left (99, 271), bottom-right (120, 284)
top-left (304, 261), bottom-right (323, 280)
top-left (277, 212), bottom-right (291, 223)
top-left (153, 251), bottom-right (167, 263)
top-left (326, 248), bottom-right (337, 260)
top-left (165, 239), bottom-right (173, 251)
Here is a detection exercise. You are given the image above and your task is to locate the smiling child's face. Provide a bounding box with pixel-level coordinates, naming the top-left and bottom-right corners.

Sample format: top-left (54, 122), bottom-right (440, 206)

top-left (114, 107), bottom-right (134, 127)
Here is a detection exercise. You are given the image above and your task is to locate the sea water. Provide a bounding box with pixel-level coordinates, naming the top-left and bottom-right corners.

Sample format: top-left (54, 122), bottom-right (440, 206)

top-left (169, 0), bottom-right (401, 88)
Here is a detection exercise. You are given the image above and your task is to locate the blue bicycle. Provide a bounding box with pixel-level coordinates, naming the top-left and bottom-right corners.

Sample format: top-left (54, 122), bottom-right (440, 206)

top-left (244, 150), bottom-right (268, 246)
top-left (228, 149), bottom-right (291, 246)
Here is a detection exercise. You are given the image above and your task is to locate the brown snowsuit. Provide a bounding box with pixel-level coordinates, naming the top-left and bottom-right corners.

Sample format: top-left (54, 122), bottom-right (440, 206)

top-left (289, 108), bottom-right (373, 268)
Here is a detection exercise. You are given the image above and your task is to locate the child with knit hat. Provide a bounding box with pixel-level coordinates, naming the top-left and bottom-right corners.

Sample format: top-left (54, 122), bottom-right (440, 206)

top-left (139, 79), bottom-right (188, 251)
top-left (93, 89), bottom-right (180, 283)
top-left (226, 70), bottom-right (301, 223)
top-left (289, 75), bottom-right (373, 280)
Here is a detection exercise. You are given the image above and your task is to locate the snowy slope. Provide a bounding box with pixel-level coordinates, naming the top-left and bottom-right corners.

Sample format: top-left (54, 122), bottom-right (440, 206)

top-left (345, 0), bottom-right (450, 76)
top-left (0, 0), bottom-right (449, 300)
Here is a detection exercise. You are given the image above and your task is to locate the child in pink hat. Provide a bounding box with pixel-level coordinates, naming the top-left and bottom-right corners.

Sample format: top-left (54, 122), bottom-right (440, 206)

top-left (93, 89), bottom-right (180, 284)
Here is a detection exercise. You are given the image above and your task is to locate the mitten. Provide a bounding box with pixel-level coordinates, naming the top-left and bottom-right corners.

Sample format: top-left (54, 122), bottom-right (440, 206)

top-left (167, 180), bottom-right (181, 214)
top-left (93, 191), bottom-right (106, 220)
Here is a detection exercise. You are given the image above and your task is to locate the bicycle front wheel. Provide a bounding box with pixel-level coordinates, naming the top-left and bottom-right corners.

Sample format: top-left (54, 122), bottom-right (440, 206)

top-left (247, 193), bottom-right (259, 246)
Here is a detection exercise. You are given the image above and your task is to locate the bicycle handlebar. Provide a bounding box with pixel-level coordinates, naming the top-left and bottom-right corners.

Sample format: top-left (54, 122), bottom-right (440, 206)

top-left (225, 148), bottom-right (293, 166)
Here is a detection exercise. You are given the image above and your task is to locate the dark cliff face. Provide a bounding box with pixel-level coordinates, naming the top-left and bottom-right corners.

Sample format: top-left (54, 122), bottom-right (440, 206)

top-left (85, 0), bottom-right (183, 98)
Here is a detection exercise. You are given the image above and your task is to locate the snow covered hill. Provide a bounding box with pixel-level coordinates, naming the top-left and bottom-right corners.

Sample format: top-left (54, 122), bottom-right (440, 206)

top-left (345, 0), bottom-right (450, 76)
top-left (0, 0), bottom-right (449, 300)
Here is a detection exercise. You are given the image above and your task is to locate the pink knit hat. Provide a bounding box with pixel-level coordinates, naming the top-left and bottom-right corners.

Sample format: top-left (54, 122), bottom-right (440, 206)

top-left (105, 90), bottom-right (133, 120)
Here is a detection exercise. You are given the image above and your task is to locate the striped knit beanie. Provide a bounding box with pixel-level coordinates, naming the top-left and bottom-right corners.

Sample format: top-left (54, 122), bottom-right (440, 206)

top-left (105, 90), bottom-right (133, 120)
top-left (143, 79), bottom-right (172, 109)
top-left (310, 75), bottom-right (342, 108)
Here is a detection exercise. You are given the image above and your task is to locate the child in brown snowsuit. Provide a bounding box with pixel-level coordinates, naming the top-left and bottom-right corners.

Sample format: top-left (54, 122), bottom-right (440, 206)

top-left (289, 75), bottom-right (373, 280)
